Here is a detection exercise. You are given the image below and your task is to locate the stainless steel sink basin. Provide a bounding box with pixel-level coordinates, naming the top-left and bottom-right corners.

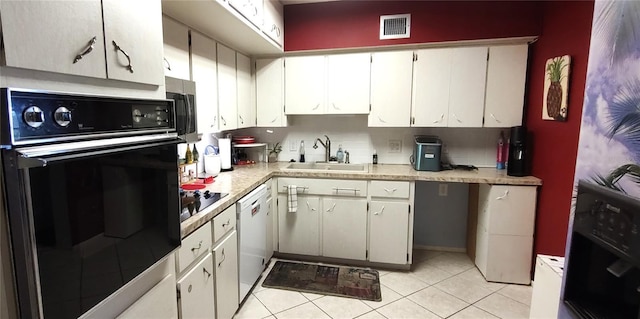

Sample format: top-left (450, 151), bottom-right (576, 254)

top-left (284, 162), bottom-right (368, 173)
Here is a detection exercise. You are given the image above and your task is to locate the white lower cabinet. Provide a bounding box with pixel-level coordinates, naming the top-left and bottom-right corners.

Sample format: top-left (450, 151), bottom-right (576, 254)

top-left (369, 201), bottom-right (410, 264)
top-left (322, 197), bottom-right (367, 260)
top-left (277, 194), bottom-right (321, 256)
top-left (266, 179), bottom-right (275, 260)
top-left (176, 253), bottom-right (215, 319)
top-left (213, 231), bottom-right (239, 319)
top-left (116, 274), bottom-right (178, 319)
top-left (475, 184), bottom-right (537, 284)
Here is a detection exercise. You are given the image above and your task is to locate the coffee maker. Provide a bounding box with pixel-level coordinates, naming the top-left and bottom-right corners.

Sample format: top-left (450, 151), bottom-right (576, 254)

top-left (507, 126), bottom-right (529, 177)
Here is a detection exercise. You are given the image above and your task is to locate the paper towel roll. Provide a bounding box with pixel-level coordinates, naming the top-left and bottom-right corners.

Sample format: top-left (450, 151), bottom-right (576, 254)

top-left (219, 138), bottom-right (232, 169)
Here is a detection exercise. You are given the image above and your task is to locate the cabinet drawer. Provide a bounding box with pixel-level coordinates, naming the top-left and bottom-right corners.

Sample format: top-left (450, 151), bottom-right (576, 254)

top-left (369, 181), bottom-right (410, 198)
top-left (178, 222), bottom-right (212, 273)
top-left (213, 204), bottom-right (236, 244)
top-left (277, 178), bottom-right (367, 197)
top-left (483, 185), bottom-right (537, 236)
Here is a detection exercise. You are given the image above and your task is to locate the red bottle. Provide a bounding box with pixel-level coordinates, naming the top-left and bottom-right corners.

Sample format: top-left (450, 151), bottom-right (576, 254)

top-left (497, 131), bottom-right (506, 170)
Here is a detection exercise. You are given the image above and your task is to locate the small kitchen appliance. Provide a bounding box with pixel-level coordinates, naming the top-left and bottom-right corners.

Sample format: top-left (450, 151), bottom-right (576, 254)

top-left (507, 126), bottom-right (529, 176)
top-left (166, 76), bottom-right (198, 142)
top-left (411, 135), bottom-right (442, 171)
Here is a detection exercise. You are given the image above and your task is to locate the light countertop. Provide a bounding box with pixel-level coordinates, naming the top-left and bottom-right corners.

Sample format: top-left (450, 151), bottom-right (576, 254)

top-left (180, 162), bottom-right (542, 238)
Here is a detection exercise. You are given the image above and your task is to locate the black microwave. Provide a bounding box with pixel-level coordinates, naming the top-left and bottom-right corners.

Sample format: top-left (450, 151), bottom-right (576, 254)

top-left (166, 76), bottom-right (199, 142)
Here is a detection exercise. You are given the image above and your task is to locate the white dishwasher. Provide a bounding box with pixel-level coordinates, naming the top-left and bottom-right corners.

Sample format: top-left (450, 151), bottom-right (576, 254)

top-left (237, 184), bottom-right (268, 301)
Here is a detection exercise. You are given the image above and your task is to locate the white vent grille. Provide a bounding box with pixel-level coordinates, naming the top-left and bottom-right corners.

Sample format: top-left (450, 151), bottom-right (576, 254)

top-left (380, 14), bottom-right (410, 40)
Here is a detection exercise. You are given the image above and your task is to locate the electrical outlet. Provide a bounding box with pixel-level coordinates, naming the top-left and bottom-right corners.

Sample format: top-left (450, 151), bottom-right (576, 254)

top-left (289, 140), bottom-right (297, 151)
top-left (438, 183), bottom-right (448, 196)
top-left (388, 140), bottom-right (402, 153)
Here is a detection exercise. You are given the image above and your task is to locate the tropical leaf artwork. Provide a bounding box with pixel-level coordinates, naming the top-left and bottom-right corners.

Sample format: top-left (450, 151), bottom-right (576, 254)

top-left (542, 55), bottom-right (571, 121)
top-left (591, 164), bottom-right (640, 194)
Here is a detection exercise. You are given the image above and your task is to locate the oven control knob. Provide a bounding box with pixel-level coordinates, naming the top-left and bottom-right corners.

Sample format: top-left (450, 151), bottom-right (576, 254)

top-left (54, 107), bottom-right (72, 127)
top-left (23, 106), bottom-right (44, 128)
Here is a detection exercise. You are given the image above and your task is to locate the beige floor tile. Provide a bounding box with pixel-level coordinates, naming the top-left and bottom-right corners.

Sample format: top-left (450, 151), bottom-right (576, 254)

top-left (407, 286), bottom-right (469, 318)
top-left (497, 284), bottom-right (533, 306)
top-left (434, 275), bottom-right (493, 303)
top-left (274, 302), bottom-right (330, 319)
top-left (379, 272), bottom-right (429, 296)
top-left (235, 295), bottom-right (272, 319)
top-left (362, 284), bottom-right (402, 309)
top-left (377, 299), bottom-right (440, 319)
top-left (356, 310), bottom-right (387, 319)
top-left (412, 250), bottom-right (444, 262)
top-left (313, 295), bottom-right (373, 319)
top-left (254, 288), bottom-right (308, 314)
top-left (449, 306), bottom-right (499, 319)
top-left (425, 252), bottom-right (475, 275)
top-left (475, 293), bottom-right (530, 319)
top-left (301, 292), bottom-right (324, 301)
top-left (456, 268), bottom-right (506, 292)
top-left (410, 261), bottom-right (454, 285)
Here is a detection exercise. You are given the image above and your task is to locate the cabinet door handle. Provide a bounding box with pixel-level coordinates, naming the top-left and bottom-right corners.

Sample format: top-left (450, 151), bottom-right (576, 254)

top-left (73, 36), bottom-right (97, 64)
top-left (312, 103), bottom-right (320, 111)
top-left (452, 113), bottom-right (462, 123)
top-left (496, 190), bottom-right (509, 200)
top-left (490, 113), bottom-right (501, 123)
top-left (383, 187), bottom-right (397, 193)
top-left (191, 240), bottom-right (203, 252)
top-left (374, 205), bottom-right (385, 215)
top-left (270, 116), bottom-right (278, 123)
top-left (378, 116), bottom-right (387, 124)
top-left (163, 57), bottom-right (172, 71)
top-left (306, 201), bottom-right (316, 212)
top-left (112, 40), bottom-right (133, 73)
top-left (433, 113), bottom-right (444, 124)
top-left (217, 249), bottom-right (226, 267)
top-left (326, 203), bottom-right (336, 212)
top-left (221, 116), bottom-right (227, 126)
top-left (239, 115), bottom-right (244, 124)
top-left (203, 267), bottom-right (212, 278)
top-left (332, 103), bottom-right (340, 110)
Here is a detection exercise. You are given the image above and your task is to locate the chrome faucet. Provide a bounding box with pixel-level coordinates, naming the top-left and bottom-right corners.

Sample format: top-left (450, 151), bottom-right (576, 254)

top-left (313, 135), bottom-right (331, 162)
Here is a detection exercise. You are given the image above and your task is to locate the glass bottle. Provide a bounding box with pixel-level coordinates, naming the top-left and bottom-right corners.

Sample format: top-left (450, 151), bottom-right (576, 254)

top-left (336, 145), bottom-right (344, 163)
top-left (192, 144), bottom-right (199, 162)
top-left (185, 144), bottom-right (193, 164)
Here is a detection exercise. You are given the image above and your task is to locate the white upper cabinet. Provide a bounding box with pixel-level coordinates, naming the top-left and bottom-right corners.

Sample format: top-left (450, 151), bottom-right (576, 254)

top-left (412, 48), bottom-right (453, 127)
top-left (217, 44), bottom-right (238, 131)
top-left (327, 53), bottom-right (371, 114)
top-left (484, 44), bottom-right (529, 127)
top-left (369, 51), bottom-right (413, 127)
top-left (237, 52), bottom-right (255, 128)
top-left (162, 16), bottom-right (190, 80)
top-left (262, 0), bottom-right (284, 47)
top-left (102, 0), bottom-right (164, 85)
top-left (229, 0), bottom-right (263, 29)
top-left (256, 58), bottom-right (287, 127)
top-left (0, 0), bottom-right (106, 79)
top-left (191, 31), bottom-right (219, 134)
top-left (284, 55), bottom-right (326, 115)
top-left (448, 47), bottom-right (488, 127)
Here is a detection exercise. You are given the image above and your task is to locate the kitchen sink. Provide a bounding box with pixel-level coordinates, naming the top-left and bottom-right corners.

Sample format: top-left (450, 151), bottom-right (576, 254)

top-left (284, 162), bottom-right (368, 173)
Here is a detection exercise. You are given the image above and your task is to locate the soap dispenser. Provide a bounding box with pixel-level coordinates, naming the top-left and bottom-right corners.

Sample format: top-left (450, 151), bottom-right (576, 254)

top-left (299, 140), bottom-right (305, 163)
top-left (336, 145), bottom-right (344, 163)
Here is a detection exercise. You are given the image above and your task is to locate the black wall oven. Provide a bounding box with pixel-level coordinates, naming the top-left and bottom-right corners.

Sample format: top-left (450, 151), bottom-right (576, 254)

top-left (563, 180), bottom-right (640, 318)
top-left (0, 89), bottom-right (182, 318)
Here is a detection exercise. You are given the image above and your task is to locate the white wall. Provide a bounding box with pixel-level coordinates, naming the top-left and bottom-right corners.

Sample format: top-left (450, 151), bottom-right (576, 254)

top-left (226, 115), bottom-right (506, 167)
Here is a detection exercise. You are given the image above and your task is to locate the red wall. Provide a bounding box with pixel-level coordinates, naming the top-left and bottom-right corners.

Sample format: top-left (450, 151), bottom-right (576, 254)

top-left (283, 1), bottom-right (595, 256)
top-left (285, 1), bottom-right (542, 51)
top-left (525, 0), bottom-right (593, 256)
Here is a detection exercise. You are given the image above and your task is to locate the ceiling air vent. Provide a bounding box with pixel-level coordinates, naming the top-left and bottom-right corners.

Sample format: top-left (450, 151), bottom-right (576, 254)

top-left (379, 14), bottom-right (410, 40)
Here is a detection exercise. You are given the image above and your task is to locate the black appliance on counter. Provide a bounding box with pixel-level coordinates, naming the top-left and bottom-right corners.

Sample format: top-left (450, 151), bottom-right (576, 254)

top-left (507, 126), bottom-right (529, 177)
top-left (563, 180), bottom-right (640, 318)
top-left (0, 88), bottom-right (182, 318)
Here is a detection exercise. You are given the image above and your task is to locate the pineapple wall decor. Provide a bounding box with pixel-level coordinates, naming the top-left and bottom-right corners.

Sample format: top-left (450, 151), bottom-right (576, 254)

top-left (543, 55), bottom-right (571, 121)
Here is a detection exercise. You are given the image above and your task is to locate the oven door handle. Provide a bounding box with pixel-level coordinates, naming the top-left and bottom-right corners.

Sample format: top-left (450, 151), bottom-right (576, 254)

top-left (16, 137), bottom-right (181, 168)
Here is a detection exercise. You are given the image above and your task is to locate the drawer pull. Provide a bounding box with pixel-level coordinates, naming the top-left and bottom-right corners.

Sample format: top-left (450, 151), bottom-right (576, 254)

top-left (383, 187), bottom-right (397, 193)
top-left (222, 219), bottom-right (230, 228)
top-left (218, 249), bottom-right (226, 267)
top-left (333, 187), bottom-right (360, 195)
top-left (306, 201), bottom-right (316, 212)
top-left (374, 205), bottom-right (385, 215)
top-left (203, 267), bottom-right (212, 278)
top-left (191, 240), bottom-right (203, 252)
top-left (283, 185), bottom-right (308, 191)
top-left (326, 203), bottom-right (336, 212)
top-left (496, 190), bottom-right (509, 200)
